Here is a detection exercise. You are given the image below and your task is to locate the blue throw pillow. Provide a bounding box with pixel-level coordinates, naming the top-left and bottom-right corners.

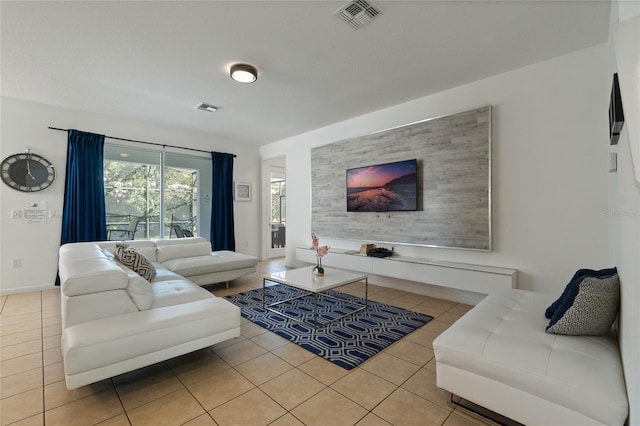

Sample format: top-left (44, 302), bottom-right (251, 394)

top-left (544, 267), bottom-right (618, 319)
top-left (546, 272), bottom-right (620, 335)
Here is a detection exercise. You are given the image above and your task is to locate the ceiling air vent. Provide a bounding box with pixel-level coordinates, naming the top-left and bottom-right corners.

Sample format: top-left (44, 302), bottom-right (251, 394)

top-left (336, 0), bottom-right (382, 30)
top-left (196, 102), bottom-right (218, 113)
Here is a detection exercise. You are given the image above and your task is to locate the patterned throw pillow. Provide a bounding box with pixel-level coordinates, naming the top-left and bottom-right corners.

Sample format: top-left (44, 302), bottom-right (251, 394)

top-left (544, 267), bottom-right (618, 319)
top-left (113, 242), bottom-right (156, 281)
top-left (113, 241), bottom-right (129, 260)
top-left (546, 273), bottom-right (620, 336)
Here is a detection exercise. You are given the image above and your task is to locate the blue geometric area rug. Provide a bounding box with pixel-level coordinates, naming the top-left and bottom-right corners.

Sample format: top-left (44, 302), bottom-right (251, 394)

top-left (224, 283), bottom-right (433, 370)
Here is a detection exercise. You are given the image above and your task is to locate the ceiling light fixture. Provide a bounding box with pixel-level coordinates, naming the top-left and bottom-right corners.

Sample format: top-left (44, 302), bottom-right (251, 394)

top-left (230, 64), bottom-right (258, 83)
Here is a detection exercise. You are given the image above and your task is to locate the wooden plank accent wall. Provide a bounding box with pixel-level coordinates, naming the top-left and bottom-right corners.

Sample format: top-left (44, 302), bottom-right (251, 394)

top-left (311, 106), bottom-right (491, 250)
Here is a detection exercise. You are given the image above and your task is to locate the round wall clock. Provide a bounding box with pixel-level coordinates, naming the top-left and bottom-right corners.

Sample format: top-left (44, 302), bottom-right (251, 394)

top-left (1, 150), bottom-right (56, 192)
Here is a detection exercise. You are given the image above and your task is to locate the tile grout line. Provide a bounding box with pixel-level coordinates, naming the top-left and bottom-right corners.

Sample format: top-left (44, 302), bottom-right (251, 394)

top-left (166, 357), bottom-right (224, 425)
top-left (227, 274), bottom-right (452, 425)
top-left (261, 363), bottom-right (330, 421)
top-left (355, 351), bottom-right (439, 424)
top-left (110, 376), bottom-right (133, 426)
top-left (200, 313), bottom-right (339, 425)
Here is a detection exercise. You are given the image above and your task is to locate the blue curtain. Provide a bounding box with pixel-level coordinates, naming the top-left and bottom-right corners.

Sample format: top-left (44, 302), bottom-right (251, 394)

top-left (60, 130), bottom-right (107, 245)
top-left (210, 152), bottom-right (235, 251)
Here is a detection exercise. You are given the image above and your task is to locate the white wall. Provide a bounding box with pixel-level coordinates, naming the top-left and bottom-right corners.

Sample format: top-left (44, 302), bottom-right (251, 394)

top-left (608, 120), bottom-right (640, 425)
top-left (0, 97), bottom-right (261, 294)
top-left (608, 1), bottom-right (640, 423)
top-left (262, 44), bottom-right (610, 296)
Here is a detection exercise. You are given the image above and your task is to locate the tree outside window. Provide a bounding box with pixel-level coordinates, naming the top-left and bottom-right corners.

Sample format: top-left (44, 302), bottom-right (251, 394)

top-left (270, 175), bottom-right (285, 248)
top-left (271, 179), bottom-right (286, 226)
top-left (104, 159), bottom-right (198, 239)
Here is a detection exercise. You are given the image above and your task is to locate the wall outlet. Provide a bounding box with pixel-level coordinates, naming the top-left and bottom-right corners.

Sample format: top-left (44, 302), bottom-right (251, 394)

top-left (11, 259), bottom-right (22, 268)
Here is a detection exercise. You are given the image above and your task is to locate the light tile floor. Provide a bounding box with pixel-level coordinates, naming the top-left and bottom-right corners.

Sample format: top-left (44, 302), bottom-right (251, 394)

top-left (0, 259), bottom-right (495, 426)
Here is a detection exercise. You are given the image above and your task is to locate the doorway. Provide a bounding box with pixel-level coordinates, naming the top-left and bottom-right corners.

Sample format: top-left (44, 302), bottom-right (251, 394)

top-left (263, 156), bottom-right (286, 259)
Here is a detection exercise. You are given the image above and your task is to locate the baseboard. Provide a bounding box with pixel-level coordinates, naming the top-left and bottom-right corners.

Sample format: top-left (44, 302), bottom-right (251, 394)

top-left (0, 283), bottom-right (56, 296)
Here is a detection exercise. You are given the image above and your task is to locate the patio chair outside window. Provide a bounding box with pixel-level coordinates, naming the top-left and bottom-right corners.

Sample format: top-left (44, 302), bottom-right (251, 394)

top-left (108, 217), bottom-right (142, 240)
top-left (170, 223), bottom-right (194, 238)
top-left (169, 214), bottom-right (194, 238)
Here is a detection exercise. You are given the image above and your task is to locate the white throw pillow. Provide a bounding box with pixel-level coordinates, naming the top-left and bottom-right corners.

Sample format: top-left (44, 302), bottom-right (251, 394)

top-left (123, 270), bottom-right (154, 311)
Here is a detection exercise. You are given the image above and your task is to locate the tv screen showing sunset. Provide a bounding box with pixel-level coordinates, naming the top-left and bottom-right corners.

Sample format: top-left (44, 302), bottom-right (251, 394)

top-left (346, 159), bottom-right (418, 212)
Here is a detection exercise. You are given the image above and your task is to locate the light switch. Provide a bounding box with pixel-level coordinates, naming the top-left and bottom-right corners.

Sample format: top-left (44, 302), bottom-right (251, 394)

top-left (609, 152), bottom-right (617, 173)
top-left (11, 209), bottom-right (22, 219)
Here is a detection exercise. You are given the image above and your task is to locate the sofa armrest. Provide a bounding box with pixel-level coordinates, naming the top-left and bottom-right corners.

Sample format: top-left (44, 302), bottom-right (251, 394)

top-left (60, 257), bottom-right (128, 296)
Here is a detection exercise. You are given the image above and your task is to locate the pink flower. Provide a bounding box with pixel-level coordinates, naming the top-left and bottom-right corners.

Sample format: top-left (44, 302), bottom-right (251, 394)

top-left (310, 234), bottom-right (329, 258)
top-left (317, 245), bottom-right (329, 258)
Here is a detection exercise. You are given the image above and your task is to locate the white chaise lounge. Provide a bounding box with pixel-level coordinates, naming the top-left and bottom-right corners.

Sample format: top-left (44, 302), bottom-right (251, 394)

top-left (433, 289), bottom-right (629, 426)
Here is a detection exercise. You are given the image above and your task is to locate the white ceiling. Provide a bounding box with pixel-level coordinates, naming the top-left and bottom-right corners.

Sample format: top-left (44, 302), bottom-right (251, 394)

top-left (1, 1), bottom-right (611, 147)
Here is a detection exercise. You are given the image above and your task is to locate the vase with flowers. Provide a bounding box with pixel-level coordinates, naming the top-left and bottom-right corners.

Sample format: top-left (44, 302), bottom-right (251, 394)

top-left (310, 233), bottom-right (329, 276)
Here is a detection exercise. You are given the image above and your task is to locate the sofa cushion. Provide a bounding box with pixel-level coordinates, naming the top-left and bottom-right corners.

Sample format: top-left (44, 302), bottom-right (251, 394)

top-left (60, 244), bottom-right (106, 259)
top-left (546, 274), bottom-right (620, 335)
top-left (161, 251), bottom-right (258, 277)
top-left (118, 268), bottom-right (154, 311)
top-left (62, 298), bottom-right (241, 377)
top-left (63, 289), bottom-right (139, 328)
top-left (545, 267), bottom-right (618, 319)
top-left (114, 243), bottom-right (156, 281)
top-left (151, 280), bottom-right (214, 309)
top-left (150, 263), bottom-right (185, 283)
top-left (155, 237), bottom-right (212, 263)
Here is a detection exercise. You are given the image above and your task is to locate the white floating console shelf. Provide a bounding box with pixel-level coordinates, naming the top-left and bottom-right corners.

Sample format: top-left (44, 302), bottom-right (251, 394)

top-left (296, 247), bottom-right (517, 295)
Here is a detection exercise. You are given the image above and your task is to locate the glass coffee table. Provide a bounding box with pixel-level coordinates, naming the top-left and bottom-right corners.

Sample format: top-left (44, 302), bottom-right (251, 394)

top-left (263, 266), bottom-right (368, 328)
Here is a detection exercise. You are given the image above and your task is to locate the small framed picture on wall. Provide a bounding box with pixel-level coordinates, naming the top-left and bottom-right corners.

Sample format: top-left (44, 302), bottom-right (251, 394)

top-left (234, 182), bottom-right (251, 201)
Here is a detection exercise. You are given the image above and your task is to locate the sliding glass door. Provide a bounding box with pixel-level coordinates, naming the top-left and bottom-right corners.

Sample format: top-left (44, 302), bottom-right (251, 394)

top-left (104, 145), bottom-right (211, 240)
top-left (164, 152), bottom-right (211, 239)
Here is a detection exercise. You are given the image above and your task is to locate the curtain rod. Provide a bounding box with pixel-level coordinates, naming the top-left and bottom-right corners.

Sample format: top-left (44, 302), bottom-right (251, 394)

top-left (48, 127), bottom-right (236, 157)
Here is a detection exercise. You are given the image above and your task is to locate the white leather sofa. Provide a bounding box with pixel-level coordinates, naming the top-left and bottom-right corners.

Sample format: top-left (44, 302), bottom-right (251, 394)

top-left (433, 289), bottom-right (628, 426)
top-left (58, 237), bottom-right (257, 389)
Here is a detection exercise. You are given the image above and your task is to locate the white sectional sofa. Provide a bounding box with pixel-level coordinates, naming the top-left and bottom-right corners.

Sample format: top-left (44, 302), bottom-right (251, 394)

top-left (58, 237), bottom-right (258, 389)
top-left (433, 289), bottom-right (629, 426)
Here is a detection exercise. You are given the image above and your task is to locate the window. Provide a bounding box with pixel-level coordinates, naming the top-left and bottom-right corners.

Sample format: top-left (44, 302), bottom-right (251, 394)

top-left (104, 145), bottom-right (212, 240)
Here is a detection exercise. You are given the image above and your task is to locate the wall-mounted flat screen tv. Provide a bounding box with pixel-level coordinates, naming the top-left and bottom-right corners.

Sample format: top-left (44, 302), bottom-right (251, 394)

top-left (346, 159), bottom-right (418, 212)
